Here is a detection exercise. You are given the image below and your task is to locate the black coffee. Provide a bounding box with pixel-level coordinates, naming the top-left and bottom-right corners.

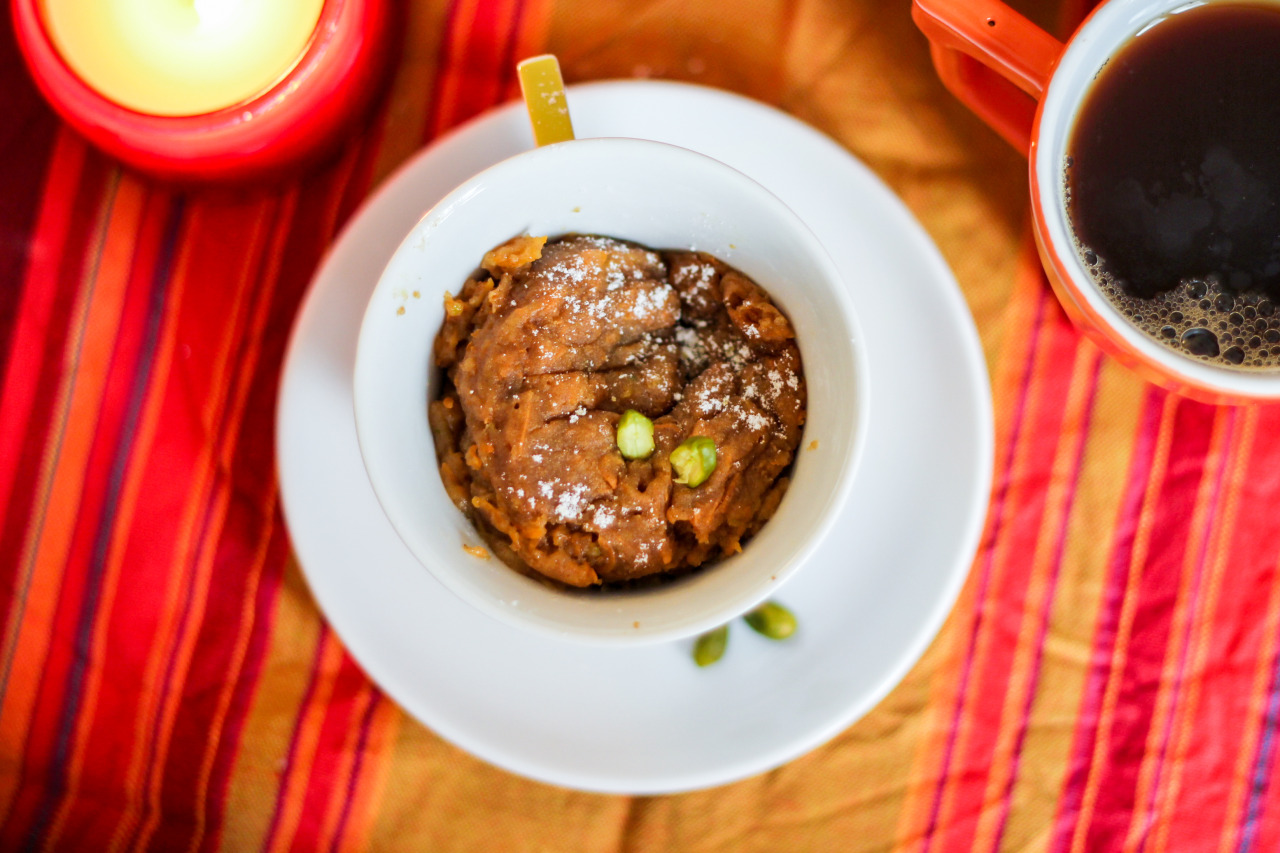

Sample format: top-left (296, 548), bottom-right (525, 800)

top-left (1066, 2), bottom-right (1280, 369)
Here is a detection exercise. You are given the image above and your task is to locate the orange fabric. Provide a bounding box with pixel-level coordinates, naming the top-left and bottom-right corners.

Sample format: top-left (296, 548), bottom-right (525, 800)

top-left (5, 0), bottom-right (1280, 851)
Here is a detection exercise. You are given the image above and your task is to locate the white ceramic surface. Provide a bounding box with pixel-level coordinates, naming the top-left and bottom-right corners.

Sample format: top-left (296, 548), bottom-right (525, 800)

top-left (1035, 0), bottom-right (1280, 397)
top-left (353, 138), bottom-right (868, 645)
top-left (276, 80), bottom-right (994, 793)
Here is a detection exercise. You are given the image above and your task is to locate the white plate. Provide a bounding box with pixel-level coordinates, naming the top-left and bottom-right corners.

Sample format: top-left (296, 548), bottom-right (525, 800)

top-left (277, 80), bottom-right (994, 794)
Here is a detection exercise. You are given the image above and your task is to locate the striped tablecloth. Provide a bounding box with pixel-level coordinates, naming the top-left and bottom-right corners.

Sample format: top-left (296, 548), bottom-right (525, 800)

top-left (4, 0), bottom-right (1280, 849)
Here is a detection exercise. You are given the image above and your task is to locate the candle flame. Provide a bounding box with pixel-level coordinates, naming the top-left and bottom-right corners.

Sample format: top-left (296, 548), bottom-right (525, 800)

top-left (193, 0), bottom-right (244, 30)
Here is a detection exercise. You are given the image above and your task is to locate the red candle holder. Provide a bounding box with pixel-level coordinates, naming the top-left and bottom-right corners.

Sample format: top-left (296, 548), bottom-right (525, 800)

top-left (10, 0), bottom-right (397, 181)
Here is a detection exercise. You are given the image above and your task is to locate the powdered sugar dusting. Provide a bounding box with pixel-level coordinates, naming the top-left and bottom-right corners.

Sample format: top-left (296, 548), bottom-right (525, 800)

top-left (632, 284), bottom-right (674, 318)
top-left (592, 504), bottom-right (616, 529)
top-left (553, 483), bottom-right (591, 521)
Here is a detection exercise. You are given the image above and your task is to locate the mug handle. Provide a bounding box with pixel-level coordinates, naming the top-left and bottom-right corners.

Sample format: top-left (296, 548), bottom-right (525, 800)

top-left (912, 0), bottom-right (1064, 153)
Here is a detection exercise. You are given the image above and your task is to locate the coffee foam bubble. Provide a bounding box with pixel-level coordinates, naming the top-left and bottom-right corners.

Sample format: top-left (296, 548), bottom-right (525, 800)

top-left (1080, 246), bottom-right (1280, 370)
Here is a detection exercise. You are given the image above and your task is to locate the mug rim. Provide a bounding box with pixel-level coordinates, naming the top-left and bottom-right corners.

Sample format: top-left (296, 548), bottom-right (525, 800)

top-left (1030, 0), bottom-right (1280, 402)
top-left (352, 135), bottom-right (871, 645)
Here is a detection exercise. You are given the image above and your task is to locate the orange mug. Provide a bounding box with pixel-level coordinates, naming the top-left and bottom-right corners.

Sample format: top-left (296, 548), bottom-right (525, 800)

top-left (913, 0), bottom-right (1280, 404)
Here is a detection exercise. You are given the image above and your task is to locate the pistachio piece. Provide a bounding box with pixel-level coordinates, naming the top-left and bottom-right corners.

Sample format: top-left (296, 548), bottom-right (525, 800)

top-left (744, 602), bottom-right (797, 640)
top-left (693, 624), bottom-right (729, 667)
top-left (670, 436), bottom-right (717, 487)
top-left (616, 409), bottom-right (655, 460)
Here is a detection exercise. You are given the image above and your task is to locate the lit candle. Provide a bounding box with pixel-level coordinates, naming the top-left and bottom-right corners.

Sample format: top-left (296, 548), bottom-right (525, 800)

top-left (14, 0), bottom-right (393, 179)
top-left (39, 0), bottom-right (326, 116)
